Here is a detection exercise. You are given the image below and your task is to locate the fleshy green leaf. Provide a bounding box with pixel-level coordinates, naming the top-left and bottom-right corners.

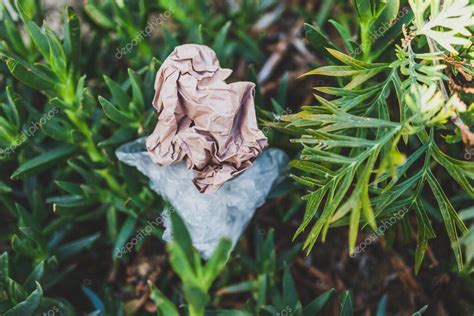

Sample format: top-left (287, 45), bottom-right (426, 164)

top-left (11, 145), bottom-right (76, 180)
top-left (148, 282), bottom-right (180, 316)
top-left (4, 282), bottom-right (43, 316)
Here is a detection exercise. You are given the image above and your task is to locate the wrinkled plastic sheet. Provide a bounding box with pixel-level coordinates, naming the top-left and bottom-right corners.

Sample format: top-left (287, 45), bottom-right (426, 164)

top-left (116, 138), bottom-right (288, 258)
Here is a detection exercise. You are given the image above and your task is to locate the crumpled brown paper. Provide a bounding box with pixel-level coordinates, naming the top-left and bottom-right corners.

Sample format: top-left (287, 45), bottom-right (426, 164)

top-left (146, 44), bottom-right (268, 193)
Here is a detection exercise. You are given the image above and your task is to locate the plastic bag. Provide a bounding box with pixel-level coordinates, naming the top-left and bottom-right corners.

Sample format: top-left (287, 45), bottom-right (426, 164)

top-left (116, 138), bottom-right (288, 258)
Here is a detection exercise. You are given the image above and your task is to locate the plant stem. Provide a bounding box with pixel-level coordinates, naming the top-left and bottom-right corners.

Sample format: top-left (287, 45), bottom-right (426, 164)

top-left (361, 23), bottom-right (372, 61)
top-left (63, 109), bottom-right (123, 195)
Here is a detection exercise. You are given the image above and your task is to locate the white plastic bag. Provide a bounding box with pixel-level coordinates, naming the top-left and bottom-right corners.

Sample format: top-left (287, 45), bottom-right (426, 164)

top-left (116, 138), bottom-right (288, 258)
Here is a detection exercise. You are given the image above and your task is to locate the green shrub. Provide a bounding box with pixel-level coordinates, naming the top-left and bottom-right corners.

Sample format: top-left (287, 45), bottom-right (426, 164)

top-left (277, 0), bottom-right (473, 273)
top-left (0, 0), bottom-right (471, 314)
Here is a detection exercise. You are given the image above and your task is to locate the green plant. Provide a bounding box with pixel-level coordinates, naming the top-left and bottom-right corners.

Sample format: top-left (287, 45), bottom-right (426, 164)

top-left (149, 212), bottom-right (233, 316)
top-left (279, 0), bottom-right (473, 272)
top-left (0, 0), bottom-right (289, 313)
top-left (0, 0), bottom-right (472, 314)
top-left (0, 202), bottom-right (95, 315)
top-left (259, 267), bottom-right (349, 316)
top-left (216, 228), bottom-right (301, 313)
top-left (460, 206), bottom-right (474, 271)
top-left (149, 218), bottom-right (357, 316)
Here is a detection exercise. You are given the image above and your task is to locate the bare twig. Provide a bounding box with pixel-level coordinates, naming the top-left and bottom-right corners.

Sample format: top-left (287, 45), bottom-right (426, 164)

top-left (257, 19), bottom-right (305, 83)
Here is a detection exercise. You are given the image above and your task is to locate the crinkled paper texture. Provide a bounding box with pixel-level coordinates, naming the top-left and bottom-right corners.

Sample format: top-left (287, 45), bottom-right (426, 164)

top-left (116, 138), bottom-right (288, 258)
top-left (146, 44), bottom-right (268, 193)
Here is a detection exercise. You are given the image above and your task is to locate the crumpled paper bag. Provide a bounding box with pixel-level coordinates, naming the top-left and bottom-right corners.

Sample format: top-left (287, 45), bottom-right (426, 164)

top-left (116, 138), bottom-right (288, 258)
top-left (146, 44), bottom-right (268, 193)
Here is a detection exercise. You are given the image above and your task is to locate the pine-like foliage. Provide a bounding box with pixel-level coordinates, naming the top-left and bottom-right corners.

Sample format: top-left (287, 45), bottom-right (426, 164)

top-left (279, 0), bottom-right (474, 272)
